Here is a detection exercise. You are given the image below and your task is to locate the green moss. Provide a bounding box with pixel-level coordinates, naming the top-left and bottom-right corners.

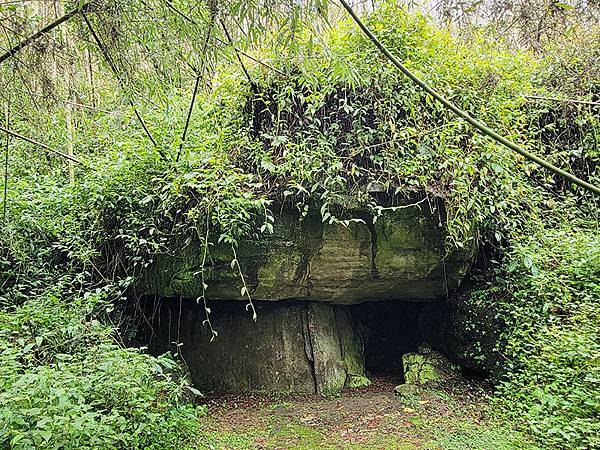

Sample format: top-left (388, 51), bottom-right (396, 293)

top-left (346, 375), bottom-right (372, 389)
top-left (431, 423), bottom-right (536, 450)
top-left (402, 352), bottom-right (455, 385)
top-left (141, 207), bottom-right (472, 303)
top-left (394, 383), bottom-right (420, 403)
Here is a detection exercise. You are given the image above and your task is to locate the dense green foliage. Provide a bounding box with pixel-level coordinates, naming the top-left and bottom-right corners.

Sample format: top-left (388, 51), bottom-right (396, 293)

top-left (499, 227), bottom-right (599, 447)
top-left (0, 3), bottom-right (598, 448)
top-left (457, 223), bottom-right (599, 448)
top-left (0, 294), bottom-right (203, 449)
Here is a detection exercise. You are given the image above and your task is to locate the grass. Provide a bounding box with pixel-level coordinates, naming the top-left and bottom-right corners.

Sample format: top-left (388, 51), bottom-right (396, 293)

top-left (196, 377), bottom-right (534, 449)
top-left (431, 423), bottom-right (537, 450)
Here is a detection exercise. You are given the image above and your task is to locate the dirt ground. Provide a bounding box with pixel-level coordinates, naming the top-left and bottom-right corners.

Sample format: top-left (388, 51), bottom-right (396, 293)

top-left (196, 376), bottom-right (533, 449)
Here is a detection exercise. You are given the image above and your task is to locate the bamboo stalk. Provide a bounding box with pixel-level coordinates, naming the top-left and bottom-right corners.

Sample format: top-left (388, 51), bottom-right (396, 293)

top-left (0, 125), bottom-right (82, 164)
top-left (177, 13), bottom-right (216, 163)
top-left (524, 95), bottom-right (600, 107)
top-left (66, 105), bottom-right (75, 183)
top-left (82, 12), bottom-right (165, 159)
top-left (0, 3), bottom-right (90, 64)
top-left (2, 102), bottom-right (9, 221)
top-left (338, 0), bottom-right (600, 196)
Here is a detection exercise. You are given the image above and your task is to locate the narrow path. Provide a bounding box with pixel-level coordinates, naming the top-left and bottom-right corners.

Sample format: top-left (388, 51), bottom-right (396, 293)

top-left (197, 376), bottom-right (531, 449)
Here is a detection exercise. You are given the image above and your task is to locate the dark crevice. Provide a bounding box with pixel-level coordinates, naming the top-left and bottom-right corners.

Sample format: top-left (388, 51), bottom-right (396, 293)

top-left (365, 216), bottom-right (380, 279)
top-left (301, 306), bottom-right (318, 393)
top-left (353, 302), bottom-right (424, 378)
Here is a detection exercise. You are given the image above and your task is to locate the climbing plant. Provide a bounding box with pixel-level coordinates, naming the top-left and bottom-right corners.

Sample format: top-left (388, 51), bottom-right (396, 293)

top-left (0, 2), bottom-right (598, 448)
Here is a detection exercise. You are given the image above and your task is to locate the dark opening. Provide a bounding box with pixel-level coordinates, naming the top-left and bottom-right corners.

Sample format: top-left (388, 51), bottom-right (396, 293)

top-left (137, 297), bottom-right (452, 383)
top-left (352, 300), bottom-right (450, 381)
top-left (354, 302), bottom-right (421, 377)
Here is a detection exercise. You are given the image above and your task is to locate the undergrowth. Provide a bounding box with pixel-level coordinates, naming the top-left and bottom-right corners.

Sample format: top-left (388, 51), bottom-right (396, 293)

top-left (500, 227), bottom-right (599, 447)
top-left (0, 292), bottom-right (204, 449)
top-left (0, 3), bottom-right (598, 448)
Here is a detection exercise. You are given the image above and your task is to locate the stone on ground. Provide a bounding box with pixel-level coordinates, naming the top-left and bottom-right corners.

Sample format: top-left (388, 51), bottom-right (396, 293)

top-left (402, 343), bottom-right (458, 385)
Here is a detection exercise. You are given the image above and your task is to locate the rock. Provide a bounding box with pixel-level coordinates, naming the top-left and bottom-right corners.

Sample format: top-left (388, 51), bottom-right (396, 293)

top-left (445, 291), bottom-right (504, 377)
top-left (138, 203), bottom-right (476, 395)
top-left (394, 383), bottom-right (420, 402)
top-left (402, 346), bottom-right (457, 384)
top-left (417, 294), bottom-right (503, 377)
top-left (139, 207), bottom-right (473, 305)
top-left (148, 300), bottom-right (366, 395)
top-left (346, 375), bottom-right (372, 389)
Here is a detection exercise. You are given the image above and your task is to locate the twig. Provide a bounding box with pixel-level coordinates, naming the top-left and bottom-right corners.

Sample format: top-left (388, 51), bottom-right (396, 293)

top-left (212, 35), bottom-right (288, 77)
top-left (0, 27), bottom-right (41, 111)
top-left (62, 99), bottom-right (120, 115)
top-left (378, 196), bottom-right (429, 210)
top-left (162, 0), bottom-right (195, 23)
top-left (0, 125), bottom-right (82, 164)
top-left (524, 95), bottom-right (600, 107)
top-left (0, 3), bottom-right (90, 64)
top-left (26, 91), bottom-right (120, 115)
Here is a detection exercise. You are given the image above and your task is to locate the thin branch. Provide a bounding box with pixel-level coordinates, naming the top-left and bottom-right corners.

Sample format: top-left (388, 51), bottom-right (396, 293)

top-left (0, 26), bottom-right (41, 111)
top-left (212, 35), bottom-right (288, 77)
top-left (524, 95), bottom-right (600, 107)
top-left (0, 125), bottom-right (82, 164)
top-left (161, 0), bottom-right (287, 77)
top-left (27, 92), bottom-right (121, 115)
top-left (177, 13), bottom-right (216, 163)
top-left (62, 99), bottom-right (120, 115)
top-left (219, 18), bottom-right (256, 90)
top-left (82, 12), bottom-right (165, 159)
top-left (0, 3), bottom-right (90, 64)
top-left (162, 0), bottom-right (195, 23)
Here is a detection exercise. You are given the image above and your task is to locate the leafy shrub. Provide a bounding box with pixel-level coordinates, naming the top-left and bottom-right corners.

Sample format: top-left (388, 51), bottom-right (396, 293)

top-left (0, 293), bottom-right (204, 449)
top-left (458, 225), bottom-right (600, 448)
top-left (498, 227), bottom-right (600, 448)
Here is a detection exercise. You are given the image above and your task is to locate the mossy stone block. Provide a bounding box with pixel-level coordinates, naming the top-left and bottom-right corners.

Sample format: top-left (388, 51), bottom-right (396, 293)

top-left (150, 300), bottom-right (367, 395)
top-left (140, 206), bottom-right (474, 304)
top-left (402, 350), bottom-right (456, 385)
top-left (347, 375), bottom-right (372, 389)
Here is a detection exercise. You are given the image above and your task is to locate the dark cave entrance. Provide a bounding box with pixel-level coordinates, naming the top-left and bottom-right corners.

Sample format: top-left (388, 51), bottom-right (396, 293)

top-left (138, 297), bottom-right (453, 393)
top-left (352, 300), bottom-right (450, 380)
